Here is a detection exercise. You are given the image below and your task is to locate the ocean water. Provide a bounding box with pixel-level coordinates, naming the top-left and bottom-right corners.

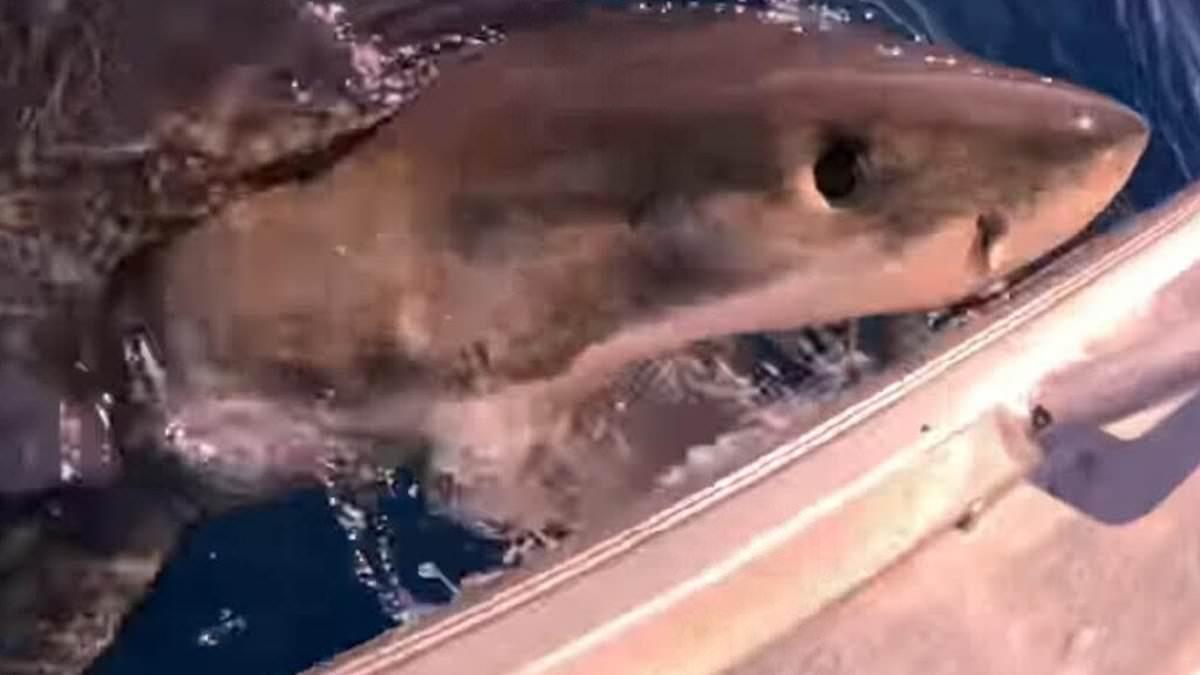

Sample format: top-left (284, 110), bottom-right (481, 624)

top-left (92, 1), bottom-right (1200, 673)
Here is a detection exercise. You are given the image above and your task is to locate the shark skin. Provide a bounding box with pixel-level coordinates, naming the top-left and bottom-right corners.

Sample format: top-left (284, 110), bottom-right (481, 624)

top-left (1, 4), bottom-right (1147, 674)
top-left (0, 0), bottom-right (501, 671)
top-left (0, 0), bottom-right (489, 495)
top-left (129, 7), bottom-right (1148, 527)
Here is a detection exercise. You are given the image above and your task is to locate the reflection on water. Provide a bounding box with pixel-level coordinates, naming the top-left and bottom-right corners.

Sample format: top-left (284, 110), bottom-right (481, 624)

top-left (4, 0), bottom-right (1197, 673)
top-left (93, 472), bottom-right (506, 674)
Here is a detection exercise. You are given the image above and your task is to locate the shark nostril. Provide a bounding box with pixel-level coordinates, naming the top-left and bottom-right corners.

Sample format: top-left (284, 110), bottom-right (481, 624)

top-left (813, 135), bottom-right (868, 205)
top-left (974, 212), bottom-right (1009, 270)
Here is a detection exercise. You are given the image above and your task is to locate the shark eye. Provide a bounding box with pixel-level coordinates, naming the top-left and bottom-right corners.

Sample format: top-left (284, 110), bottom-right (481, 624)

top-left (814, 136), bottom-right (869, 205)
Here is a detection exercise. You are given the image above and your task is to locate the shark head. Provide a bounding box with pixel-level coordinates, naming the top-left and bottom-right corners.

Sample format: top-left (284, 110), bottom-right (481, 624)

top-left (392, 7), bottom-right (1149, 383)
top-left (130, 6), bottom-right (1148, 528)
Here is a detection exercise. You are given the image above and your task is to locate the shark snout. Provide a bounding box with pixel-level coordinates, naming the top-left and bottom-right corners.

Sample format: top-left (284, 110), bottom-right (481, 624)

top-left (1066, 89), bottom-right (1150, 151)
top-left (1059, 86), bottom-right (1150, 190)
top-left (978, 83), bottom-right (1149, 280)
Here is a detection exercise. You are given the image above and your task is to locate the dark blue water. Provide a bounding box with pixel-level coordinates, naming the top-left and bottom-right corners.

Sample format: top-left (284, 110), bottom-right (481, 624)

top-left (93, 1), bottom-right (1200, 673)
top-left (93, 472), bottom-right (506, 675)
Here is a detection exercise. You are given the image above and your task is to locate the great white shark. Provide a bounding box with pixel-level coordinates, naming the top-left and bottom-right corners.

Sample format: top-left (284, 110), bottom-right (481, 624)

top-left (0, 2), bottom-right (1146, 673)
top-left (121, 6), bottom-right (1148, 518)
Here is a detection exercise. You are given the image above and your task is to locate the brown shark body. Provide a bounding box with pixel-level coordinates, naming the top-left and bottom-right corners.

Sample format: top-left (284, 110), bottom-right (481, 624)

top-left (119, 7), bottom-right (1148, 526)
top-left (0, 0), bottom-right (518, 498)
top-left (1, 4), bottom-right (1147, 673)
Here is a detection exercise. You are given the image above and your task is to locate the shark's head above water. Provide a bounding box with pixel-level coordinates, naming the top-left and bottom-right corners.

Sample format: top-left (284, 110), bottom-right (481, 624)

top-left (115, 6), bottom-right (1148, 528)
top-left (386, 7), bottom-right (1150, 385)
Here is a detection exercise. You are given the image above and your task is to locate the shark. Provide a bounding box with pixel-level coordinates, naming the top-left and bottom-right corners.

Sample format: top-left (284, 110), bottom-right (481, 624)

top-left (0, 2), bottom-right (1146, 673)
top-left (118, 5), bottom-right (1149, 521)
